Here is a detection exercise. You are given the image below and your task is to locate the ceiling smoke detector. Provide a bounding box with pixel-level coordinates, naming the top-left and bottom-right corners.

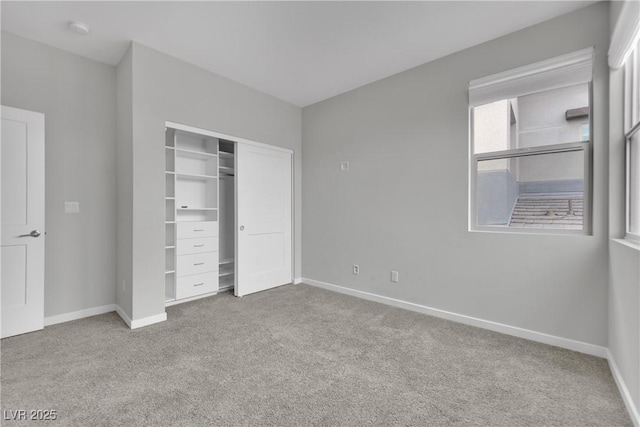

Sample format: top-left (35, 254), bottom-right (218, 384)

top-left (68, 21), bottom-right (91, 36)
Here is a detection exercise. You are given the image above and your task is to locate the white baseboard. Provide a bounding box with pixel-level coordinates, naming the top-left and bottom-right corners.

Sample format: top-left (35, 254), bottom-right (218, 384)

top-left (165, 291), bottom-right (217, 307)
top-left (607, 349), bottom-right (640, 427)
top-left (115, 305), bottom-right (167, 329)
top-left (44, 304), bottom-right (117, 327)
top-left (131, 312), bottom-right (167, 329)
top-left (293, 277), bottom-right (302, 285)
top-left (115, 305), bottom-right (133, 328)
top-left (303, 278), bottom-right (607, 358)
top-left (44, 304), bottom-right (165, 330)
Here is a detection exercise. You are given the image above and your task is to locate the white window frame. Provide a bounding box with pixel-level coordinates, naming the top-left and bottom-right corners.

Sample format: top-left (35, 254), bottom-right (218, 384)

top-left (470, 127), bottom-right (592, 236)
top-left (624, 47), bottom-right (639, 135)
top-left (468, 48), bottom-right (594, 235)
top-left (626, 125), bottom-right (640, 244)
top-left (611, 0), bottom-right (640, 245)
top-left (623, 40), bottom-right (640, 244)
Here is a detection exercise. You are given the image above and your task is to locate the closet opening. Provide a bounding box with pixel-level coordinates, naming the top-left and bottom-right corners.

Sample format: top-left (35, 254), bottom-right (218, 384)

top-left (164, 121), bottom-right (292, 305)
top-left (218, 139), bottom-right (235, 292)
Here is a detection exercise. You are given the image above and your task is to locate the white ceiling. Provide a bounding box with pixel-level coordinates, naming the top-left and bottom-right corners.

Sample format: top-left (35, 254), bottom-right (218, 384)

top-left (1, 1), bottom-right (595, 107)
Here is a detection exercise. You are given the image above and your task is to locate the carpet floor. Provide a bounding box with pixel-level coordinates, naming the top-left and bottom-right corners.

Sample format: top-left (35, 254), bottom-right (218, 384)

top-left (0, 284), bottom-right (631, 426)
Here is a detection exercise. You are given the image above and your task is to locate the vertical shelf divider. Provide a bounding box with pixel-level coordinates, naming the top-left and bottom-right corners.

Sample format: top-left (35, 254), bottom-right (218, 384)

top-left (165, 127), bottom-right (177, 302)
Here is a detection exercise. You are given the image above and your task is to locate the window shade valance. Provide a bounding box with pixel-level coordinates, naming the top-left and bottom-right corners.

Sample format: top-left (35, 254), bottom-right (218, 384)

top-left (468, 47), bottom-right (594, 107)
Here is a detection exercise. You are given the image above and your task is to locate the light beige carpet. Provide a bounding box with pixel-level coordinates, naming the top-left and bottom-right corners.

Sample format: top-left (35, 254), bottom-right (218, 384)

top-left (0, 284), bottom-right (631, 426)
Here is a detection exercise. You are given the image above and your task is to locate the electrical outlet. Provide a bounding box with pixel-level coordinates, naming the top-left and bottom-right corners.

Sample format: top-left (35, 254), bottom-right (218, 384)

top-left (341, 161), bottom-right (350, 171)
top-left (391, 270), bottom-right (399, 283)
top-left (353, 264), bottom-right (360, 275)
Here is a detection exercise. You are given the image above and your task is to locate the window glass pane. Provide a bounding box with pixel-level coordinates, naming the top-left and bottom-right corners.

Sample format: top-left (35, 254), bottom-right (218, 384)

top-left (581, 123), bottom-right (590, 141)
top-left (630, 132), bottom-right (640, 235)
top-left (626, 46), bottom-right (640, 133)
top-left (476, 150), bottom-right (584, 229)
top-left (634, 44), bottom-right (640, 127)
top-left (473, 83), bottom-right (590, 154)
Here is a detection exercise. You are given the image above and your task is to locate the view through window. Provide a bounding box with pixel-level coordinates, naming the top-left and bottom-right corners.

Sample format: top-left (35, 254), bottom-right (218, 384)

top-left (472, 83), bottom-right (590, 232)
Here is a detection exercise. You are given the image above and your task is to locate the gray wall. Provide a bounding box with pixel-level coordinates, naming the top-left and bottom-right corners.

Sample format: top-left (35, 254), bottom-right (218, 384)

top-left (1, 32), bottom-right (117, 317)
top-left (609, 238), bottom-right (640, 407)
top-left (608, 0), bottom-right (640, 410)
top-left (116, 46), bottom-right (133, 317)
top-left (124, 43), bottom-right (301, 321)
top-left (302, 2), bottom-right (610, 346)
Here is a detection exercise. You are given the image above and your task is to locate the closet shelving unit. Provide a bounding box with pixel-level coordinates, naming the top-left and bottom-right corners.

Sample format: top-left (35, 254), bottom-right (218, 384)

top-left (165, 138), bottom-right (177, 300)
top-left (165, 128), bottom-right (220, 305)
top-left (217, 141), bottom-right (235, 292)
top-left (163, 122), bottom-right (294, 301)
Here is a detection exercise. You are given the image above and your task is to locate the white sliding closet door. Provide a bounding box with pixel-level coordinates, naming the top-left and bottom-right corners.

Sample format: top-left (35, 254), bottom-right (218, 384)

top-left (236, 143), bottom-right (292, 297)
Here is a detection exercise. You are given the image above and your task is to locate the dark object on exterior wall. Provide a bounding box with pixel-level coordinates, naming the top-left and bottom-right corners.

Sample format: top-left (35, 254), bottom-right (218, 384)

top-left (565, 106), bottom-right (589, 121)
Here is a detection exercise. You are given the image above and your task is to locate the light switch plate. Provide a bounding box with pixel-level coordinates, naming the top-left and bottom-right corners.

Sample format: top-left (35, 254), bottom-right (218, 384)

top-left (391, 270), bottom-right (399, 283)
top-left (64, 201), bottom-right (80, 213)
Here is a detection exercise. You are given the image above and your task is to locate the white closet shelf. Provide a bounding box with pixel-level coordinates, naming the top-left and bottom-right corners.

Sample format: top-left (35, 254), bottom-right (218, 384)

top-left (219, 166), bottom-right (235, 175)
top-left (165, 270), bottom-right (176, 274)
top-left (166, 171), bottom-right (176, 175)
top-left (177, 207), bottom-right (217, 211)
top-left (165, 246), bottom-right (176, 249)
top-left (165, 197), bottom-right (175, 200)
top-left (175, 148), bottom-right (217, 160)
top-left (219, 151), bottom-right (234, 159)
top-left (219, 271), bottom-right (234, 278)
top-left (219, 259), bottom-right (234, 265)
top-left (165, 221), bottom-right (176, 224)
top-left (175, 172), bottom-right (217, 180)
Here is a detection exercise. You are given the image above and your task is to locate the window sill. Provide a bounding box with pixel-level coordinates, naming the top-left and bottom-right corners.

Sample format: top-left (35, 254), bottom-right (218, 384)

top-left (612, 238), bottom-right (640, 251)
top-left (470, 226), bottom-right (590, 237)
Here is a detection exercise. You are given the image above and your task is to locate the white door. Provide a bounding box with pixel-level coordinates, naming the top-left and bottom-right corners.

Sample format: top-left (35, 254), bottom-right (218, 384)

top-left (236, 143), bottom-right (292, 297)
top-left (1, 106), bottom-right (45, 338)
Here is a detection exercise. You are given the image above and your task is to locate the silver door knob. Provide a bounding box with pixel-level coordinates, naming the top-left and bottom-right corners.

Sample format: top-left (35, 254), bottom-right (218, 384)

top-left (19, 230), bottom-right (41, 238)
top-left (240, 226), bottom-right (245, 231)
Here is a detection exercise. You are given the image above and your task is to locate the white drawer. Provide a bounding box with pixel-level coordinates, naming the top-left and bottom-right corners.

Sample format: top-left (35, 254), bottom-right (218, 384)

top-left (177, 221), bottom-right (218, 239)
top-left (177, 252), bottom-right (218, 277)
top-left (177, 237), bottom-right (219, 255)
top-left (176, 272), bottom-right (218, 300)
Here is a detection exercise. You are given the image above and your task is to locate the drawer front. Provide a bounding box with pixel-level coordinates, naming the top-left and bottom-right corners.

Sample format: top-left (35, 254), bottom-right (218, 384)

top-left (177, 237), bottom-right (219, 256)
top-left (176, 272), bottom-right (218, 300)
top-left (177, 221), bottom-right (218, 239)
top-left (177, 252), bottom-right (218, 277)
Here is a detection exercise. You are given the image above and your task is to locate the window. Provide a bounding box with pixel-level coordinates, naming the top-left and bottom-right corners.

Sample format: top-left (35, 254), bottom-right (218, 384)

top-left (625, 39), bottom-right (640, 243)
top-left (629, 128), bottom-right (640, 241)
top-left (469, 48), bottom-right (593, 234)
top-left (610, 0), bottom-right (640, 244)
